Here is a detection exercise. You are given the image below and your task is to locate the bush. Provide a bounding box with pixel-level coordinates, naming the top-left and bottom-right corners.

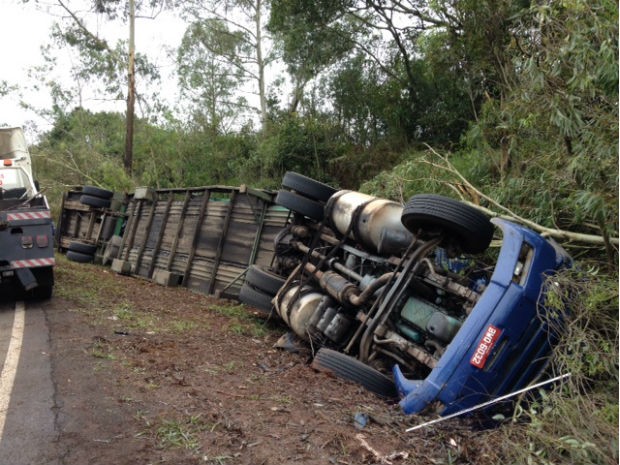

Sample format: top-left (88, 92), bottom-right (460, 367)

top-left (500, 268), bottom-right (619, 465)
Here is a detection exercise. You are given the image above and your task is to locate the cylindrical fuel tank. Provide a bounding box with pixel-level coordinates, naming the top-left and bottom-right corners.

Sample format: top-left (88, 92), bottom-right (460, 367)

top-left (326, 190), bottom-right (413, 256)
top-left (277, 285), bottom-right (324, 340)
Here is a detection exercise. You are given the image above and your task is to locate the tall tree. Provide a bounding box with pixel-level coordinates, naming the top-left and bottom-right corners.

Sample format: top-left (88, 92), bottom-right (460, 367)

top-left (268, 0), bottom-right (531, 146)
top-left (484, 0), bottom-right (619, 247)
top-left (177, 18), bottom-right (250, 133)
top-left (25, 0), bottom-right (166, 175)
top-left (268, 0), bottom-right (359, 113)
top-left (125, 0), bottom-right (136, 175)
top-left (179, 0), bottom-right (275, 131)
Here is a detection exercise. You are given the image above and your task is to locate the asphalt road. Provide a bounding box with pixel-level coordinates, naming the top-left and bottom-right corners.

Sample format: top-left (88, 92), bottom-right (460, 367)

top-left (0, 300), bottom-right (59, 465)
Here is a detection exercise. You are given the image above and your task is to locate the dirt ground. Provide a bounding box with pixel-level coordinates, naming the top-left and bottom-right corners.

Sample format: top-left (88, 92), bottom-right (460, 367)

top-left (47, 257), bottom-right (507, 465)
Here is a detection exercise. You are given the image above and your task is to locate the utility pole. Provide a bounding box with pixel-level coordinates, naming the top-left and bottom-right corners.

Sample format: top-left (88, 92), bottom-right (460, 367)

top-left (124, 0), bottom-right (136, 176)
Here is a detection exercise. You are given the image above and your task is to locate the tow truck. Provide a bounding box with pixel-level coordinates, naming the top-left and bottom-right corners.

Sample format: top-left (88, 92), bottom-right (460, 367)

top-left (0, 127), bottom-right (55, 299)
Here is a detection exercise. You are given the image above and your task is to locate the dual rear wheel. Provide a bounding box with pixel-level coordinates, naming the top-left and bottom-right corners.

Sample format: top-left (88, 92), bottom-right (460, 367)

top-left (275, 172), bottom-right (337, 222)
top-left (238, 264), bottom-right (286, 316)
top-left (79, 185), bottom-right (114, 209)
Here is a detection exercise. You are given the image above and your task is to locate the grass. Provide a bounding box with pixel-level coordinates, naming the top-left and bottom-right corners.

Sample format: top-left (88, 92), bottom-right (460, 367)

top-left (54, 255), bottom-right (292, 460)
top-left (90, 340), bottom-right (116, 360)
top-left (54, 255), bottom-right (122, 311)
top-left (55, 255), bottom-right (211, 334)
top-left (170, 320), bottom-right (199, 332)
top-left (112, 301), bottom-right (159, 331)
top-left (267, 394), bottom-right (293, 404)
top-left (210, 303), bottom-right (274, 338)
top-left (113, 302), bottom-right (134, 321)
top-left (494, 268), bottom-right (619, 465)
top-left (155, 416), bottom-right (207, 451)
top-left (56, 255), bottom-right (273, 338)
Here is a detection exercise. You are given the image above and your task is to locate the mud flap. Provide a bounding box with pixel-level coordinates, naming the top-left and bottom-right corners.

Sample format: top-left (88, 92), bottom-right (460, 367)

top-left (16, 267), bottom-right (38, 291)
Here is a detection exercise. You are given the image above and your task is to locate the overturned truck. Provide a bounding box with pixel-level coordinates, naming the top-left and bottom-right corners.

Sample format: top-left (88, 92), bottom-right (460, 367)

top-left (239, 172), bottom-right (571, 417)
top-left (0, 127), bottom-right (55, 299)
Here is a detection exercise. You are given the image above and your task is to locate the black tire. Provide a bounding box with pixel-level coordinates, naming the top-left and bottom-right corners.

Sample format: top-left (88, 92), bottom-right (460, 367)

top-left (238, 283), bottom-right (274, 315)
top-left (66, 250), bottom-right (95, 263)
top-left (82, 185), bottom-right (114, 199)
top-left (275, 190), bottom-right (324, 221)
top-left (30, 285), bottom-right (53, 300)
top-left (401, 194), bottom-right (494, 254)
top-left (245, 265), bottom-right (286, 296)
top-left (311, 348), bottom-right (398, 398)
top-left (27, 267), bottom-right (54, 300)
top-left (68, 241), bottom-right (97, 255)
top-left (282, 172), bottom-right (337, 203)
top-left (80, 194), bottom-right (111, 209)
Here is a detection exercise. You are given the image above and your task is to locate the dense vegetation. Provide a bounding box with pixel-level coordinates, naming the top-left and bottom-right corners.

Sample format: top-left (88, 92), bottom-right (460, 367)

top-left (3, 0), bottom-right (618, 463)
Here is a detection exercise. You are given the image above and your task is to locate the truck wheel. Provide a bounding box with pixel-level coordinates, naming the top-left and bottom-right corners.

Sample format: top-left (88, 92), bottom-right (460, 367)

top-left (81, 185), bottom-right (114, 199)
top-left (275, 190), bottom-right (324, 221)
top-left (28, 284), bottom-right (53, 300)
top-left (238, 283), bottom-right (274, 316)
top-left (27, 267), bottom-right (54, 300)
top-left (68, 241), bottom-right (97, 255)
top-left (401, 194), bottom-right (494, 254)
top-left (36, 286), bottom-right (53, 300)
top-left (282, 172), bottom-right (337, 203)
top-left (80, 195), bottom-right (111, 209)
top-left (66, 250), bottom-right (95, 263)
top-left (245, 265), bottom-right (286, 296)
top-left (311, 348), bottom-right (398, 399)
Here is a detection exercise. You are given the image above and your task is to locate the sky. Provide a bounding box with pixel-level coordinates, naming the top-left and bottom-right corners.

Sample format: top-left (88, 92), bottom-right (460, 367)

top-left (1, 0), bottom-right (55, 135)
top-left (0, 0), bottom-right (186, 142)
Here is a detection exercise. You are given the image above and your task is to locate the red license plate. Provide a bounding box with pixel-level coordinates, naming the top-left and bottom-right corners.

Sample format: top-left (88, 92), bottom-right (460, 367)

top-left (470, 325), bottom-right (502, 369)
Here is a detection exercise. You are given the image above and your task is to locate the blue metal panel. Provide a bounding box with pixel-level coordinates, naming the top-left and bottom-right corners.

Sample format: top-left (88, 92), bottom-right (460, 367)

top-left (395, 219), bottom-right (570, 416)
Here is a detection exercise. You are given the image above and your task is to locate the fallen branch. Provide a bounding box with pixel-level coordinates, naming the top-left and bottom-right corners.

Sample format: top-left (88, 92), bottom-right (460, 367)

top-left (463, 202), bottom-right (618, 246)
top-left (355, 434), bottom-right (386, 464)
top-left (355, 434), bottom-right (409, 464)
top-left (421, 145), bottom-right (619, 246)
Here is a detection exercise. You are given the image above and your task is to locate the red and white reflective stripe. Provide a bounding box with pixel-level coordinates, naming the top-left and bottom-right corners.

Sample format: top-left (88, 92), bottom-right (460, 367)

top-left (7, 211), bottom-right (51, 221)
top-left (10, 258), bottom-right (56, 268)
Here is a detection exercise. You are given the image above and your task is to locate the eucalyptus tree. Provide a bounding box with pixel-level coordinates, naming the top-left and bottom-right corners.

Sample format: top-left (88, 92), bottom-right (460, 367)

top-left (179, 0), bottom-right (275, 131)
top-left (267, 0), bottom-right (528, 146)
top-left (357, 0), bottom-right (618, 257)
top-left (177, 18), bottom-right (253, 133)
top-left (484, 0), bottom-right (619, 252)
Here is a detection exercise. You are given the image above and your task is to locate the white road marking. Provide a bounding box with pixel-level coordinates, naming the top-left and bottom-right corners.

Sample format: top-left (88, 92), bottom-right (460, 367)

top-left (0, 301), bottom-right (25, 439)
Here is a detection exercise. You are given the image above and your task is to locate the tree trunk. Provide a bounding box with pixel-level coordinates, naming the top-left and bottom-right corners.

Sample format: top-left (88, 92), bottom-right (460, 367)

top-left (124, 0), bottom-right (136, 177)
top-left (255, 0), bottom-right (267, 130)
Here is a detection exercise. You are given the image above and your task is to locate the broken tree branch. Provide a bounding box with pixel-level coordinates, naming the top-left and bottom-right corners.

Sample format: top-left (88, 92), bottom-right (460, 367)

top-left (422, 145), bottom-right (619, 246)
top-left (355, 434), bottom-right (409, 464)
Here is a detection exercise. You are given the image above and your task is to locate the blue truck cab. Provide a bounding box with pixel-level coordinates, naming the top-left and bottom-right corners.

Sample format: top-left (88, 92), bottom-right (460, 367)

top-left (394, 218), bottom-right (571, 415)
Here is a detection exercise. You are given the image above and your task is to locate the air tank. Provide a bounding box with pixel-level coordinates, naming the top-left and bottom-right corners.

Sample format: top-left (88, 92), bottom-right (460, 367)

top-left (276, 285), bottom-right (323, 340)
top-left (326, 190), bottom-right (413, 256)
